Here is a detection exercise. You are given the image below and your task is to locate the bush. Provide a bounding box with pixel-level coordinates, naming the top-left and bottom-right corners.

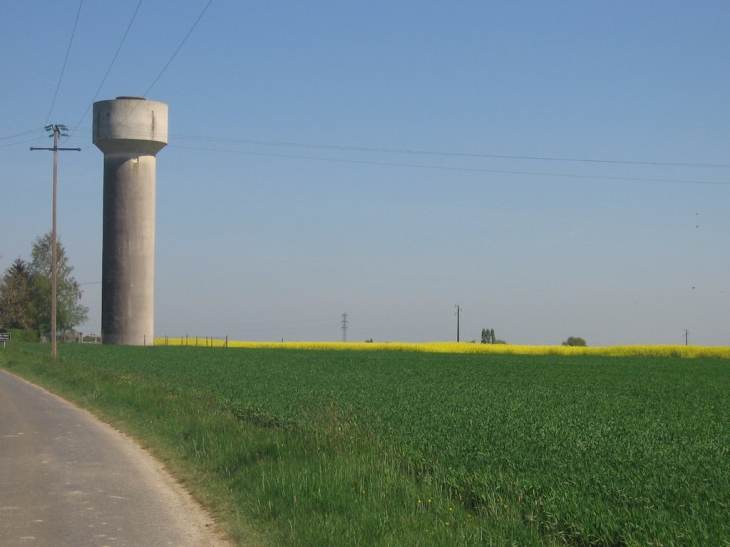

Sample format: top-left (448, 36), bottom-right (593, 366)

top-left (562, 336), bottom-right (587, 347)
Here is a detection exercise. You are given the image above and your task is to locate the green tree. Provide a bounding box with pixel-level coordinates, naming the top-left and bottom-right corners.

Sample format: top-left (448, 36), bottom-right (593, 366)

top-left (481, 328), bottom-right (500, 344)
top-left (562, 336), bottom-right (587, 347)
top-left (0, 258), bottom-right (34, 329)
top-left (28, 233), bottom-right (88, 333)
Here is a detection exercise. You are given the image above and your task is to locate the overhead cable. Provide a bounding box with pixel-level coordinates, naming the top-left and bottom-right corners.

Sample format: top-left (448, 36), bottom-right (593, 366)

top-left (0, 138), bottom-right (42, 149)
top-left (64, 127), bottom-right (730, 170)
top-left (102, 0), bottom-right (213, 138)
top-left (36, 0), bottom-right (84, 146)
top-left (170, 134), bottom-right (730, 169)
top-left (0, 128), bottom-right (46, 141)
top-left (69, 0), bottom-right (144, 139)
top-left (170, 144), bottom-right (730, 186)
top-left (142, 0), bottom-right (213, 97)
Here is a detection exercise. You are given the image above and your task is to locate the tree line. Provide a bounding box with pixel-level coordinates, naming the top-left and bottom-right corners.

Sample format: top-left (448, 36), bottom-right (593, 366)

top-left (481, 328), bottom-right (507, 344)
top-left (481, 328), bottom-right (586, 346)
top-left (0, 233), bottom-right (88, 335)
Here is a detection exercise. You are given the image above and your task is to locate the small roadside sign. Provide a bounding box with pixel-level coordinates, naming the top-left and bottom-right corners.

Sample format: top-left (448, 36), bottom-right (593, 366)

top-left (0, 332), bottom-right (10, 348)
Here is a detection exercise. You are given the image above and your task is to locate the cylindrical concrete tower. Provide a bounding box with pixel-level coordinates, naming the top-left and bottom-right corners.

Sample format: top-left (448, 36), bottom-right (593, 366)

top-left (93, 97), bottom-right (168, 345)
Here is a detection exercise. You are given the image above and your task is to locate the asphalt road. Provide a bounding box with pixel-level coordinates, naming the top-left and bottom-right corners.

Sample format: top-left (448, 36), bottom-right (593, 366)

top-left (0, 369), bottom-right (232, 547)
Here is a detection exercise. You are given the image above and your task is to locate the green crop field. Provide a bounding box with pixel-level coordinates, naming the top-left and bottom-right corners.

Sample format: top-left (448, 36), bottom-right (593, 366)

top-left (2, 344), bottom-right (729, 546)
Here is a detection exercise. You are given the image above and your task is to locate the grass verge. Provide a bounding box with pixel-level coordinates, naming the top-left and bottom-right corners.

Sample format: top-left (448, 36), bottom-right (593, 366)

top-left (0, 346), bottom-right (269, 546)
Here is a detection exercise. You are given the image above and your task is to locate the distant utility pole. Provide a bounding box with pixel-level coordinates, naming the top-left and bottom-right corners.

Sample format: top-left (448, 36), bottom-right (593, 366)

top-left (685, 329), bottom-right (689, 346)
top-left (341, 313), bottom-right (348, 342)
top-left (455, 305), bottom-right (461, 342)
top-left (31, 125), bottom-right (80, 358)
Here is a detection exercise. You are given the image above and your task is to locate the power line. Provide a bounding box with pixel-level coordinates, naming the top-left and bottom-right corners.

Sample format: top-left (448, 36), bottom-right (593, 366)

top-left (143, 0), bottom-right (213, 97)
top-left (68, 0), bottom-right (144, 139)
top-left (169, 144), bottom-right (730, 186)
top-left (0, 128), bottom-right (46, 141)
top-left (20, 125), bottom-right (730, 186)
top-left (98, 0), bottom-right (214, 140)
top-left (157, 317), bottom-right (338, 331)
top-left (59, 126), bottom-right (730, 171)
top-left (36, 0), bottom-right (84, 146)
top-left (0, 137), bottom-right (47, 149)
top-left (169, 134), bottom-right (730, 169)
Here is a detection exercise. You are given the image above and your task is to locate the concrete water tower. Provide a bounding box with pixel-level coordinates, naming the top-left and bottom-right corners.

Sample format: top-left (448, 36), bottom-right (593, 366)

top-left (93, 97), bottom-right (168, 345)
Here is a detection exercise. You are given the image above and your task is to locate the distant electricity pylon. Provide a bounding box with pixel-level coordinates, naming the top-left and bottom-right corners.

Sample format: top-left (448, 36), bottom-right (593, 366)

top-left (341, 313), bottom-right (348, 342)
top-left (455, 305), bottom-right (461, 342)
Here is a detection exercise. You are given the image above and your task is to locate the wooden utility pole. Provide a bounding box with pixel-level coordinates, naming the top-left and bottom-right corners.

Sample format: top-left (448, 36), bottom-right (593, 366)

top-left (31, 125), bottom-right (80, 358)
top-left (455, 305), bottom-right (461, 342)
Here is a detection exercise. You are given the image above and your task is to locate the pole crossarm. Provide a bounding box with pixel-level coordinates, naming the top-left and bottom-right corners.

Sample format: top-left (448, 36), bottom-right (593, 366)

top-left (30, 146), bottom-right (82, 151)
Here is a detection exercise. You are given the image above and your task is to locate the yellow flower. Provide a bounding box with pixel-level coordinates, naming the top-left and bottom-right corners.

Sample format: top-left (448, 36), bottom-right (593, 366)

top-left (156, 338), bottom-right (730, 359)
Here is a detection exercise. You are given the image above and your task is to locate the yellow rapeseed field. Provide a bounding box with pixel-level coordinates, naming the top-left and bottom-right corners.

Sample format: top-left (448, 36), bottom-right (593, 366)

top-left (155, 338), bottom-right (730, 358)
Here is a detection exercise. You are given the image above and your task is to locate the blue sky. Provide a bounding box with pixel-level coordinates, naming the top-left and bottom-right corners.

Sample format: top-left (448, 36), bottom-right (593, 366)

top-left (1, 1), bottom-right (728, 345)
